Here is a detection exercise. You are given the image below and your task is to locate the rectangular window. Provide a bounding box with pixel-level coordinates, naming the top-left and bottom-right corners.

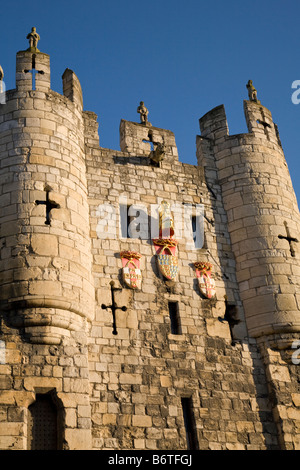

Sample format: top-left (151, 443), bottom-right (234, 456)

top-left (191, 214), bottom-right (205, 248)
top-left (181, 397), bottom-right (199, 450)
top-left (120, 204), bottom-right (131, 238)
top-left (168, 301), bottom-right (181, 335)
top-left (191, 215), bottom-right (197, 244)
top-left (120, 204), bottom-right (149, 239)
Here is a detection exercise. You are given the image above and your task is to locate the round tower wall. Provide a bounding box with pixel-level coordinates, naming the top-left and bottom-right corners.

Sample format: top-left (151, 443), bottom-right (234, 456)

top-left (198, 101), bottom-right (300, 346)
top-left (0, 51), bottom-right (95, 344)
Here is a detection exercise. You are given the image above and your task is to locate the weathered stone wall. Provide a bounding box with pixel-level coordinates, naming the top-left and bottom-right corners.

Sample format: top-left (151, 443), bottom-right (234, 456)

top-left (256, 339), bottom-right (300, 450)
top-left (0, 327), bottom-right (91, 450)
top-left (84, 120), bottom-right (279, 450)
top-left (0, 42), bottom-right (299, 450)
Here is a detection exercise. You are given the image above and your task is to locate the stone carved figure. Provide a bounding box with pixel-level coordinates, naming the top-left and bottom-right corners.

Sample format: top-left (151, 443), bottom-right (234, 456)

top-left (27, 27), bottom-right (40, 51)
top-left (0, 65), bottom-right (3, 82)
top-left (150, 141), bottom-right (166, 163)
top-left (137, 101), bottom-right (149, 125)
top-left (246, 80), bottom-right (259, 103)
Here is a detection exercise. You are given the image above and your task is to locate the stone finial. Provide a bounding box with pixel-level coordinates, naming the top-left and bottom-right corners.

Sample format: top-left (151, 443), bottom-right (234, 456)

top-left (26, 27), bottom-right (40, 52)
top-left (0, 65), bottom-right (3, 81)
top-left (246, 80), bottom-right (260, 103)
top-left (137, 101), bottom-right (149, 125)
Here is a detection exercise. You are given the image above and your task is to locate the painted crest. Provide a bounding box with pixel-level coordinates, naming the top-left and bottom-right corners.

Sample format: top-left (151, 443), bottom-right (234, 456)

top-left (120, 251), bottom-right (142, 289)
top-left (153, 238), bottom-right (178, 280)
top-left (194, 261), bottom-right (216, 299)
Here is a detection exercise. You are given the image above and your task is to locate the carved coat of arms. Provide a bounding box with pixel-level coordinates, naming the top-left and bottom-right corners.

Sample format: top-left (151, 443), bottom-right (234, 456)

top-left (153, 238), bottom-right (178, 280)
top-left (153, 201), bottom-right (178, 280)
top-left (120, 251), bottom-right (142, 289)
top-left (194, 261), bottom-right (216, 299)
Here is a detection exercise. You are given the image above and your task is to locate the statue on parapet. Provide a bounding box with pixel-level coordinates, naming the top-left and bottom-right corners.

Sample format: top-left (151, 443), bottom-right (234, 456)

top-left (137, 101), bottom-right (149, 125)
top-left (27, 27), bottom-right (40, 52)
top-left (246, 80), bottom-right (260, 103)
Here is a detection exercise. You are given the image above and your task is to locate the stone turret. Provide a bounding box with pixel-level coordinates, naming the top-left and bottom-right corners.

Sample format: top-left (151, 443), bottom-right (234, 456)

top-left (197, 84), bottom-right (300, 449)
top-left (0, 33), bottom-right (95, 345)
top-left (197, 87), bottom-right (300, 349)
top-left (0, 29), bottom-right (94, 449)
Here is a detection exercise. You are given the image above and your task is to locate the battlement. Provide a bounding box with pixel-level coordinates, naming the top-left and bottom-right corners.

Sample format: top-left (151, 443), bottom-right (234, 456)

top-left (198, 99), bottom-right (281, 147)
top-left (62, 68), bottom-right (83, 109)
top-left (16, 50), bottom-right (50, 93)
top-left (119, 119), bottom-right (178, 162)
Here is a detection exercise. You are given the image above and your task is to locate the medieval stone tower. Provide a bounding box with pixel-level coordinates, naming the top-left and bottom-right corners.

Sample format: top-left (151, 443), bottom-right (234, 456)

top-left (0, 30), bottom-right (299, 450)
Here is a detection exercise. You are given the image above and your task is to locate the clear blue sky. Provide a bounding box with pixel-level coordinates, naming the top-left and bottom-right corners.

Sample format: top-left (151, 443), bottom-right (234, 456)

top-left (1, 0), bottom-right (300, 202)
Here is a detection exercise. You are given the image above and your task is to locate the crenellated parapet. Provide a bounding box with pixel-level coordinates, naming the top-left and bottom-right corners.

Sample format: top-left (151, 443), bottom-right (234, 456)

top-left (197, 87), bottom-right (300, 349)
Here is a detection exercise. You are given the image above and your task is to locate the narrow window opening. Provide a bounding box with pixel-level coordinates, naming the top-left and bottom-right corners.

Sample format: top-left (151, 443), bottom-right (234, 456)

top-left (278, 220), bottom-right (298, 257)
top-left (120, 204), bottom-right (131, 238)
top-left (35, 186), bottom-right (60, 226)
top-left (32, 54), bottom-right (36, 70)
top-left (168, 301), bottom-right (181, 335)
top-left (191, 215), bottom-right (197, 246)
top-left (181, 397), bottom-right (199, 450)
top-left (256, 119), bottom-right (271, 128)
top-left (120, 204), bottom-right (148, 239)
top-left (143, 131), bottom-right (160, 167)
top-left (191, 214), bottom-right (206, 249)
top-left (24, 54), bottom-right (44, 91)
